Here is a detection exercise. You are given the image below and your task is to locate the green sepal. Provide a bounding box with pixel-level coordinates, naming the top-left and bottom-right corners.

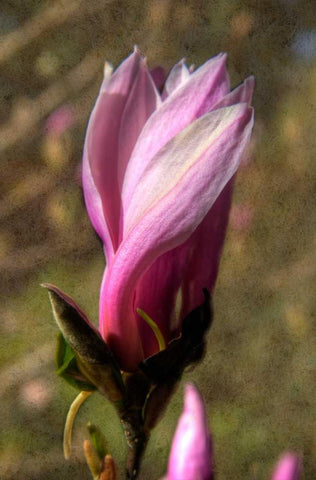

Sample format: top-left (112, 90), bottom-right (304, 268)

top-left (56, 333), bottom-right (96, 392)
top-left (44, 283), bottom-right (125, 403)
top-left (87, 422), bottom-right (108, 460)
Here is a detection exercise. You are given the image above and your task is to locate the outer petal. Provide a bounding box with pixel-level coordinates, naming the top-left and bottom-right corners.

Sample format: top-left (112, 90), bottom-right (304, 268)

top-left (271, 453), bottom-right (302, 480)
top-left (167, 384), bottom-right (212, 480)
top-left (101, 104), bottom-right (254, 369)
top-left (117, 63), bottom-right (161, 193)
top-left (82, 50), bottom-right (159, 260)
top-left (122, 53), bottom-right (230, 214)
top-left (176, 176), bottom-right (234, 319)
top-left (99, 262), bottom-right (144, 368)
top-left (162, 59), bottom-right (191, 99)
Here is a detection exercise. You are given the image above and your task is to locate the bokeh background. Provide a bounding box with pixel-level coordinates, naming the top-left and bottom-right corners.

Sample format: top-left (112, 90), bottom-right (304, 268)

top-left (1, 0), bottom-right (315, 478)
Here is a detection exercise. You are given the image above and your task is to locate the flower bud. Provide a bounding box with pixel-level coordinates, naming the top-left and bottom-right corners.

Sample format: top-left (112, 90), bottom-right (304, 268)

top-left (271, 453), bottom-right (302, 480)
top-left (167, 383), bottom-right (213, 480)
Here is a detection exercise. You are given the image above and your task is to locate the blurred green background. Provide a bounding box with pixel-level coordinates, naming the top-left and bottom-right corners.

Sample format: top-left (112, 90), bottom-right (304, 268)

top-left (1, 0), bottom-right (315, 478)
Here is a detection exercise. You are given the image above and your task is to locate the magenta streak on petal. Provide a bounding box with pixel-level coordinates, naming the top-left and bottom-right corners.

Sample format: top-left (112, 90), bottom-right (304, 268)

top-left (82, 50), bottom-right (159, 260)
top-left (150, 66), bottom-right (166, 91)
top-left (167, 383), bottom-right (212, 480)
top-left (121, 53), bottom-right (230, 217)
top-left (100, 106), bottom-right (254, 370)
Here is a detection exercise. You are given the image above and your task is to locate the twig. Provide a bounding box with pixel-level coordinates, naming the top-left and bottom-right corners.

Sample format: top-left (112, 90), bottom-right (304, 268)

top-left (0, 50), bottom-right (102, 153)
top-left (0, 0), bottom-right (110, 64)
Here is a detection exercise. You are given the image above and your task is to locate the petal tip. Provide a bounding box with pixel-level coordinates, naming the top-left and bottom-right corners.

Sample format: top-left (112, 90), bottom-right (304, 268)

top-left (103, 61), bottom-right (113, 79)
top-left (133, 45), bottom-right (143, 57)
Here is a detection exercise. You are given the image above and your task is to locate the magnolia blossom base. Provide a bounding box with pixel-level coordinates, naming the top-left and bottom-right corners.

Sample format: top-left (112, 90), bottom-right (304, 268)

top-left (45, 284), bottom-right (212, 479)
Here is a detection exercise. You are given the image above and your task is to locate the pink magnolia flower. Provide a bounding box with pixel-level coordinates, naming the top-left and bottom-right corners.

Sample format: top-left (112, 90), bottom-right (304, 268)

top-left (271, 453), bottom-right (302, 480)
top-left (167, 383), bottom-right (213, 480)
top-left (83, 48), bottom-right (254, 371)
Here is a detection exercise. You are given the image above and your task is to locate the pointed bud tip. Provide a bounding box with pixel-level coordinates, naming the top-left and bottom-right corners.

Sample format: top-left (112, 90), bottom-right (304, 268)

top-left (184, 383), bottom-right (207, 418)
top-left (272, 452), bottom-right (302, 480)
top-left (217, 52), bottom-right (227, 63)
top-left (247, 74), bottom-right (255, 84)
top-left (41, 283), bottom-right (62, 302)
top-left (104, 61), bottom-right (113, 78)
top-left (133, 45), bottom-right (143, 57)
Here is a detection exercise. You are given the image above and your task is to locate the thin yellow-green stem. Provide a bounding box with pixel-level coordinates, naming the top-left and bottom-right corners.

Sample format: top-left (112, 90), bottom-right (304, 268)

top-left (63, 390), bottom-right (93, 460)
top-left (136, 308), bottom-right (166, 351)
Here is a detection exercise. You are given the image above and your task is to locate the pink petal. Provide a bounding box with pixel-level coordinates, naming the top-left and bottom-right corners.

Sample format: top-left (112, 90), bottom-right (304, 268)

top-left (271, 453), bottom-right (302, 480)
top-left (167, 384), bottom-right (212, 480)
top-left (100, 104), bottom-right (253, 369)
top-left (82, 49), bottom-right (159, 261)
top-left (124, 104), bottom-right (251, 236)
top-left (162, 59), bottom-right (190, 99)
top-left (122, 53), bottom-right (230, 214)
top-left (117, 63), bottom-right (161, 196)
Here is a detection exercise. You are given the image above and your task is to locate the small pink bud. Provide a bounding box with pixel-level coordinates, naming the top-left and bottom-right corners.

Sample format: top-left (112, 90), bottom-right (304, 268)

top-left (271, 452), bottom-right (302, 480)
top-left (167, 383), bottom-right (213, 480)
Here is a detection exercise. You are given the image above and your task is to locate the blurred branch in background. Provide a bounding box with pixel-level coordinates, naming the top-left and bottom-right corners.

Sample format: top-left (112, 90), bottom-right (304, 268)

top-left (0, 49), bottom-right (102, 153)
top-left (1, 341), bottom-right (54, 395)
top-left (0, 0), bottom-right (111, 64)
